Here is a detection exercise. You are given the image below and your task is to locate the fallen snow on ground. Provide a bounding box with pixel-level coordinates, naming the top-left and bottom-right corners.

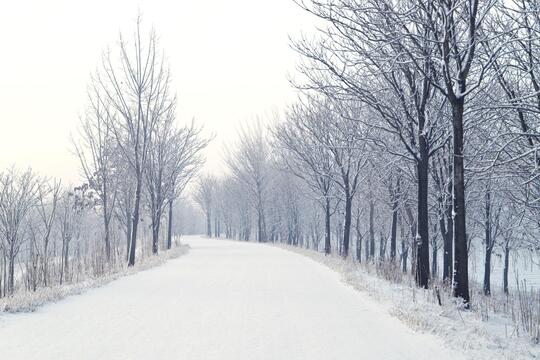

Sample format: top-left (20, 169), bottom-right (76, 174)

top-left (279, 244), bottom-right (540, 360)
top-left (0, 236), bottom-right (464, 359)
top-left (0, 243), bottom-right (190, 313)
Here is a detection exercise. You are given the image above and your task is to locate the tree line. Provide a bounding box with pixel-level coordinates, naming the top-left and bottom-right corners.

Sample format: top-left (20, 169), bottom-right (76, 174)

top-left (0, 18), bottom-right (209, 298)
top-left (194, 0), bottom-right (540, 305)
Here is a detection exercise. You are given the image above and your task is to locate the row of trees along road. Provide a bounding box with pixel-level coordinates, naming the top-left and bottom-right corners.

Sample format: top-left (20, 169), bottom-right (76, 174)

top-left (0, 19), bottom-right (209, 298)
top-left (194, 0), bottom-right (540, 306)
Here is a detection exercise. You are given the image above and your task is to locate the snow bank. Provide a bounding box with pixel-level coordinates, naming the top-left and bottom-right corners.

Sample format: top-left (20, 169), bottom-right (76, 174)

top-left (276, 244), bottom-right (540, 359)
top-left (0, 244), bottom-right (189, 314)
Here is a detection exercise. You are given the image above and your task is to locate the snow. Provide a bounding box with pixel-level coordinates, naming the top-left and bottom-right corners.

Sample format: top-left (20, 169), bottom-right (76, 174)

top-left (0, 236), bottom-right (462, 360)
top-left (468, 245), bottom-right (540, 290)
top-left (0, 244), bottom-right (190, 313)
top-left (282, 244), bottom-right (540, 359)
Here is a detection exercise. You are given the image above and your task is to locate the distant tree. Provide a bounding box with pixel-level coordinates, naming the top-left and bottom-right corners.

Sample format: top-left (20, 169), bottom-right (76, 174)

top-left (58, 184), bottom-right (94, 284)
top-left (194, 175), bottom-right (217, 238)
top-left (35, 178), bottom-right (62, 286)
top-left (0, 167), bottom-right (40, 294)
top-left (274, 100), bottom-right (337, 254)
top-left (226, 121), bottom-right (272, 243)
top-left (74, 81), bottom-right (117, 262)
top-left (164, 121), bottom-right (209, 249)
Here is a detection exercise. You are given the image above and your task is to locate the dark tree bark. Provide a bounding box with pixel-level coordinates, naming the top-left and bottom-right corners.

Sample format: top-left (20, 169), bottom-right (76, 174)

top-left (324, 197), bottom-right (331, 255)
top-left (206, 210), bottom-right (212, 237)
top-left (365, 228), bottom-right (370, 262)
top-left (503, 243), bottom-right (510, 295)
top-left (103, 181), bottom-right (111, 262)
top-left (442, 168), bottom-right (454, 282)
top-left (128, 177), bottom-right (142, 267)
top-left (452, 99), bottom-right (470, 303)
top-left (257, 206), bottom-right (266, 243)
top-left (342, 192), bottom-right (352, 257)
top-left (390, 184), bottom-right (399, 261)
top-left (432, 245), bottom-right (438, 278)
top-left (378, 231), bottom-right (385, 260)
top-left (369, 197), bottom-right (375, 259)
top-left (434, 153), bottom-right (453, 282)
top-left (390, 210), bottom-right (398, 261)
top-left (356, 236), bottom-right (362, 262)
top-left (125, 216), bottom-right (132, 262)
top-left (483, 190), bottom-right (492, 296)
top-left (416, 133), bottom-right (430, 288)
top-left (167, 199), bottom-right (173, 250)
top-left (151, 221), bottom-right (160, 255)
top-left (7, 245), bottom-right (14, 294)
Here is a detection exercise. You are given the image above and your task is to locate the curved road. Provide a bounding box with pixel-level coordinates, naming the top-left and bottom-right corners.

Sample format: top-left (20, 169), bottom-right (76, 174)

top-left (0, 236), bottom-right (460, 359)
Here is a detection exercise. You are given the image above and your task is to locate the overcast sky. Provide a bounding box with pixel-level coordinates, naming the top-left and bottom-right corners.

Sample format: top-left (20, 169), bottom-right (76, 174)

top-left (0, 0), bottom-right (316, 183)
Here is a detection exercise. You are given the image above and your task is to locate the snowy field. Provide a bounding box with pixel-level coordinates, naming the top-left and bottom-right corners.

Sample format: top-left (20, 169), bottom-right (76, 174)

top-left (469, 246), bottom-right (540, 290)
top-left (0, 236), bottom-right (462, 360)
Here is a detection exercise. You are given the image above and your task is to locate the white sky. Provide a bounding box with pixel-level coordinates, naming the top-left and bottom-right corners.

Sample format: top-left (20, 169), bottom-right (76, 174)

top-left (0, 0), bottom-right (316, 183)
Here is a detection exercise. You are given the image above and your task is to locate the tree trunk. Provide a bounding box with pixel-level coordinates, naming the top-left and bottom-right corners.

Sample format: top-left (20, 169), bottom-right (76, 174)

top-left (336, 220), bottom-right (342, 255)
top-left (484, 247), bottom-right (492, 296)
top-left (206, 210), bottom-right (212, 237)
top-left (356, 211), bottom-right (362, 262)
top-left (452, 99), bottom-right (470, 303)
top-left (432, 245), bottom-right (438, 278)
top-left (60, 238), bottom-right (70, 285)
top-left (390, 177), bottom-right (400, 261)
top-left (126, 216), bottom-right (132, 262)
top-left (483, 189), bottom-right (492, 296)
top-left (416, 143), bottom-right (430, 289)
top-left (104, 217), bottom-right (111, 262)
top-left (8, 245), bottom-right (14, 295)
top-left (128, 176), bottom-right (142, 267)
top-left (103, 181), bottom-right (111, 262)
top-left (503, 243), bottom-right (510, 295)
top-left (151, 220), bottom-right (160, 255)
top-left (399, 215), bottom-right (407, 273)
top-left (402, 239), bottom-right (408, 273)
top-left (64, 240), bottom-right (69, 282)
top-left (379, 232), bottom-right (385, 260)
top-left (167, 199), bottom-right (173, 250)
top-left (441, 198), bottom-right (453, 282)
top-left (342, 194), bottom-right (352, 257)
top-left (324, 197), bottom-right (331, 255)
top-left (369, 198), bottom-right (375, 259)
top-left (257, 204), bottom-right (264, 243)
top-left (43, 238), bottom-right (50, 287)
top-left (365, 224), bottom-right (370, 262)
top-left (390, 200), bottom-right (398, 261)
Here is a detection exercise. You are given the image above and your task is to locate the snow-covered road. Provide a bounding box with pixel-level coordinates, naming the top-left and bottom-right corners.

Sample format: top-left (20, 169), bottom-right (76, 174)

top-left (0, 236), bottom-right (461, 359)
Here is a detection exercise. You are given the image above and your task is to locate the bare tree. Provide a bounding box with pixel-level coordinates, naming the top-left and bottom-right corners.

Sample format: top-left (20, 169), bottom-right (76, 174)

top-left (309, 101), bottom-right (368, 258)
top-left (145, 108), bottom-right (175, 255)
top-left (0, 167), bottom-right (40, 294)
top-left (58, 185), bottom-right (94, 284)
top-left (35, 179), bottom-right (62, 286)
top-left (74, 81), bottom-right (118, 262)
top-left (425, 0), bottom-right (500, 303)
top-left (164, 121), bottom-right (209, 249)
top-left (293, 0), bottom-right (450, 286)
top-left (226, 121), bottom-right (272, 243)
top-left (95, 17), bottom-right (175, 266)
top-left (274, 100), bottom-right (337, 254)
top-left (194, 175), bottom-right (217, 238)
